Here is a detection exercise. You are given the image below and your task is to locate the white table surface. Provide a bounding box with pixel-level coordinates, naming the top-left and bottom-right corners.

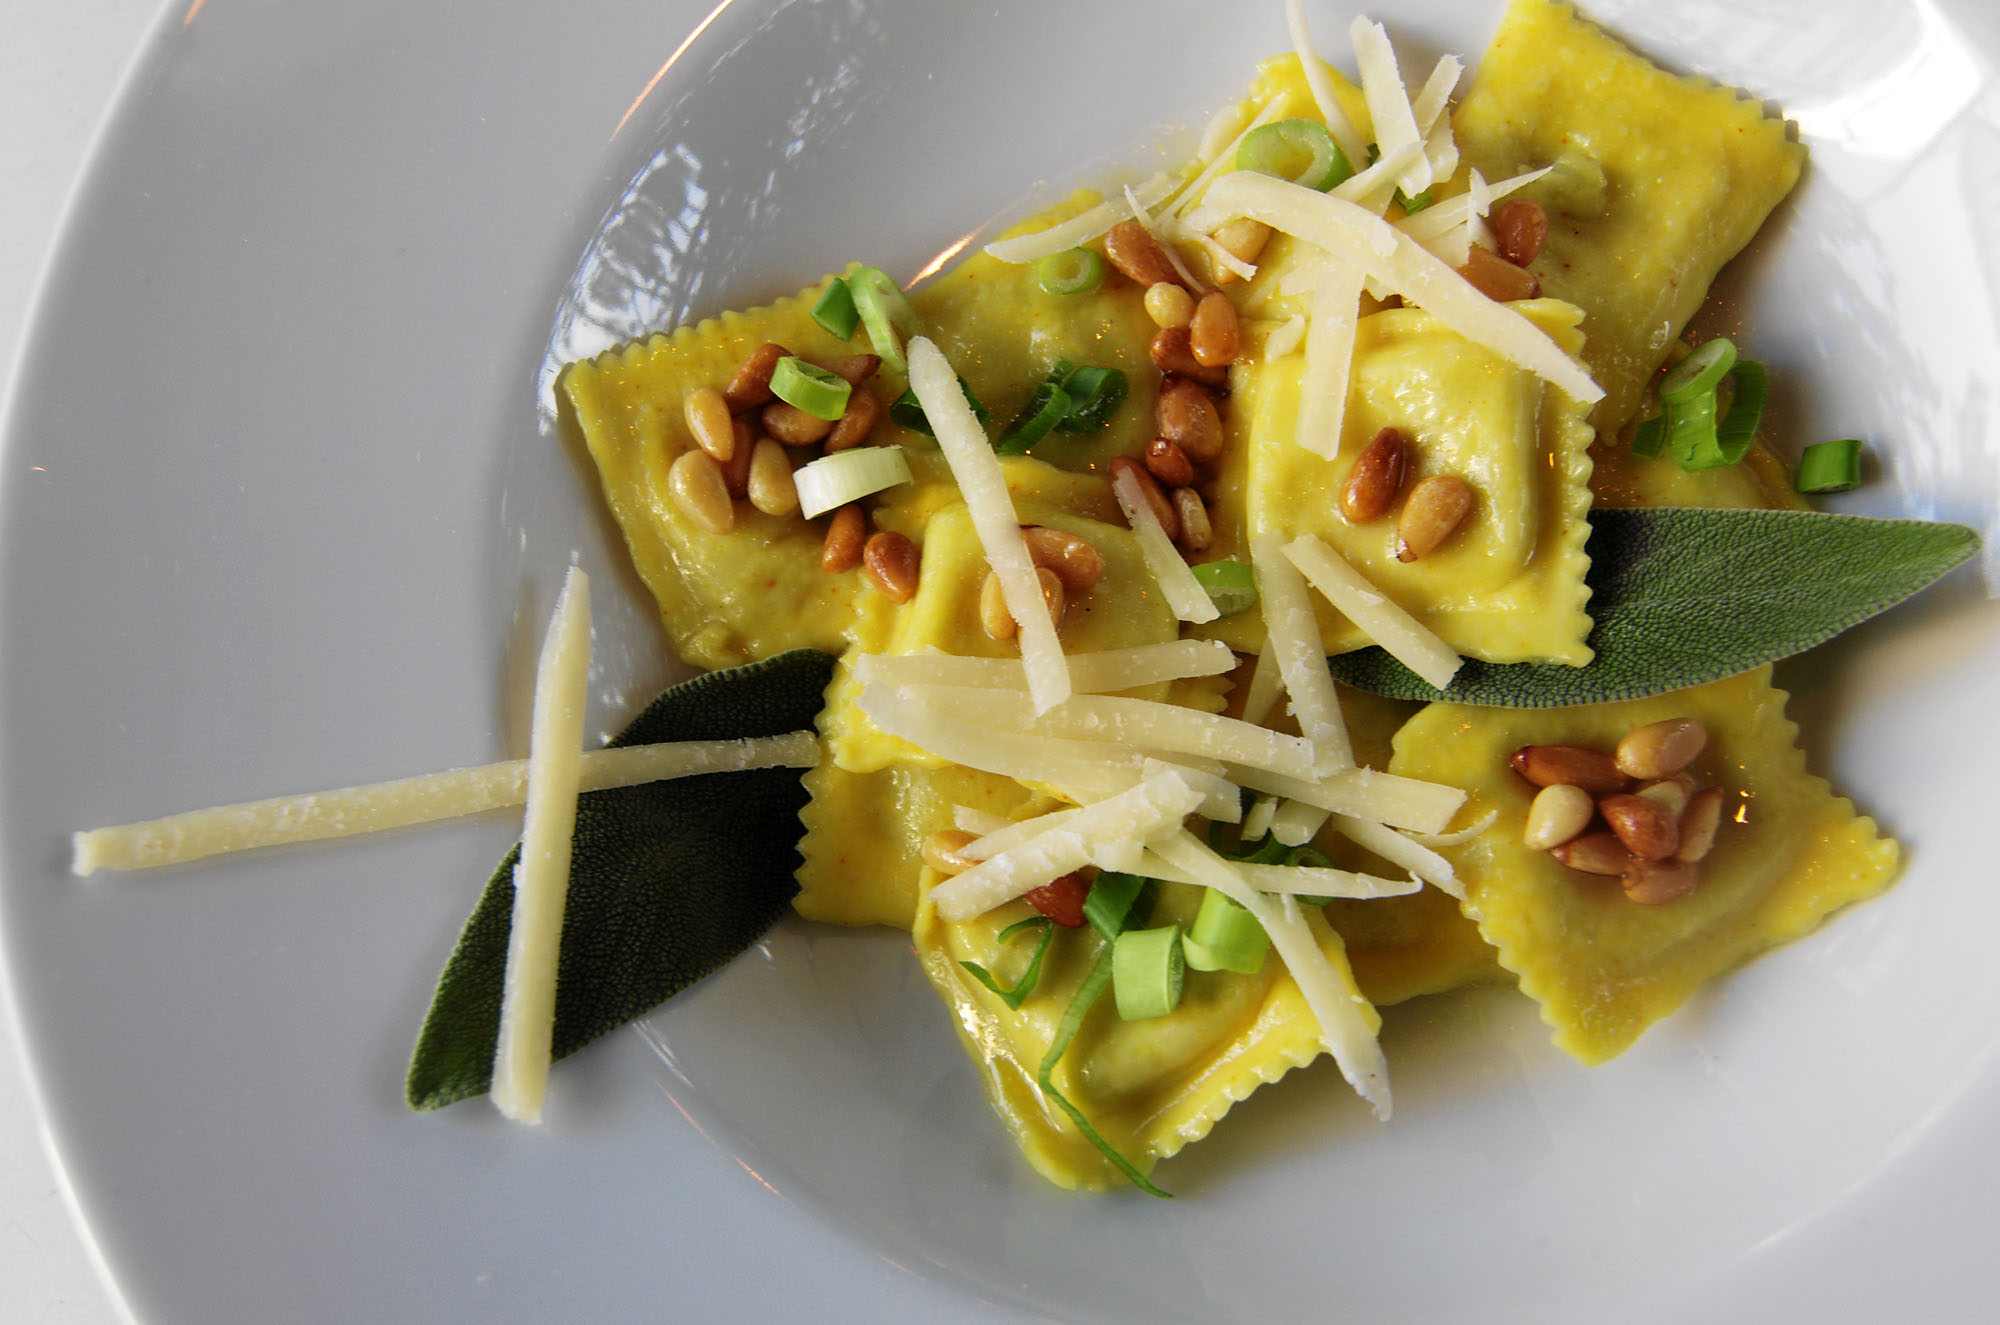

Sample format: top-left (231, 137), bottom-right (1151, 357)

top-left (2, 3), bottom-right (165, 1321)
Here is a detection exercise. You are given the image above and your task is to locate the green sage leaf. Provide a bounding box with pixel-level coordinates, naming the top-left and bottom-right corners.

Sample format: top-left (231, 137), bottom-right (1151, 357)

top-left (406, 647), bottom-right (837, 1110)
top-left (1326, 507), bottom-right (1980, 708)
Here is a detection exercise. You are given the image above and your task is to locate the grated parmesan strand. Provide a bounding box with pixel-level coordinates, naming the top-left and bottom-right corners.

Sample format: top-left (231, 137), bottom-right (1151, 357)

top-left (1284, 0), bottom-right (1370, 175)
top-left (982, 174), bottom-right (1176, 264)
top-left (1251, 533), bottom-right (1353, 770)
top-left (1141, 845), bottom-right (1417, 900)
top-left (1350, 16), bottom-right (1430, 197)
top-left (853, 639), bottom-right (1235, 696)
top-left (1111, 466), bottom-right (1221, 624)
top-left (1334, 814), bottom-right (1462, 899)
top-left (1269, 797), bottom-right (1333, 847)
top-left (1225, 762), bottom-right (1464, 835)
top-left (1295, 257), bottom-right (1365, 459)
top-left (1282, 534), bottom-right (1463, 690)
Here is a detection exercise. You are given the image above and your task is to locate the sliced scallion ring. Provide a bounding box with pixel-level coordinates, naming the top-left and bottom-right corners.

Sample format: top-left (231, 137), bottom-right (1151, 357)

top-left (1189, 559), bottom-right (1258, 616)
top-left (791, 445), bottom-right (913, 519)
top-left (1182, 887), bottom-right (1269, 974)
top-left (1112, 925), bottom-right (1185, 1020)
top-left (1796, 437), bottom-right (1866, 493)
top-left (1236, 118), bottom-right (1352, 192)
top-left (847, 266), bottom-right (922, 375)
top-left (1035, 247), bottom-right (1106, 297)
top-left (810, 278), bottom-right (859, 340)
top-left (1084, 871), bottom-right (1152, 944)
top-left (769, 357), bottom-right (852, 422)
top-left (1659, 337), bottom-right (1738, 405)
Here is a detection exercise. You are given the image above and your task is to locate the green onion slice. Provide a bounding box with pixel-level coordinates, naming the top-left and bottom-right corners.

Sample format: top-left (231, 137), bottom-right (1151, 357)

top-left (1796, 437), bottom-right (1866, 493)
top-left (1057, 365), bottom-right (1128, 433)
top-left (1112, 925), bottom-right (1185, 1021)
top-left (995, 360), bottom-right (1130, 454)
top-left (891, 375), bottom-right (989, 437)
top-left (1659, 337), bottom-right (1738, 405)
top-left (959, 916), bottom-right (1055, 1010)
top-left (1084, 870), bottom-right (1153, 944)
top-left (769, 356), bottom-right (852, 422)
top-left (1398, 188), bottom-right (1435, 214)
top-left (791, 444), bottom-right (913, 519)
top-left (1189, 559), bottom-right (1258, 616)
top-left (1284, 844), bottom-right (1337, 906)
top-left (1035, 247), bottom-right (1106, 297)
top-left (847, 266), bottom-right (922, 375)
top-left (1237, 118), bottom-right (1353, 191)
top-left (995, 383), bottom-right (1072, 455)
top-left (810, 278), bottom-right (859, 340)
top-left (1708, 358), bottom-right (1768, 468)
top-left (1630, 408), bottom-right (1667, 458)
top-left (1182, 887), bottom-right (1270, 974)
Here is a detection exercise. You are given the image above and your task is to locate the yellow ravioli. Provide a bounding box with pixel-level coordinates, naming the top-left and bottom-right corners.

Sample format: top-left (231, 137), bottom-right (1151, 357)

top-left (1387, 667), bottom-right (1900, 1063)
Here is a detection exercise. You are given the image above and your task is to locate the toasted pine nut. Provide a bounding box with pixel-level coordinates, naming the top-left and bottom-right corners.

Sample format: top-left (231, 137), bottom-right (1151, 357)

top-left (1675, 786), bottom-right (1725, 863)
top-left (818, 353), bottom-right (880, 385)
top-left (1149, 327), bottom-right (1229, 386)
top-left (724, 342), bottom-right (790, 412)
top-left (1144, 437), bottom-right (1195, 488)
top-left (1511, 744), bottom-right (1629, 793)
top-left (1490, 199), bottom-right (1549, 267)
top-left (822, 503), bottom-right (865, 573)
top-left (720, 418), bottom-right (755, 496)
top-left (1549, 831), bottom-right (1631, 876)
top-left (862, 530), bottom-right (920, 602)
top-left (922, 829), bottom-right (980, 876)
top-left (1209, 217), bottom-right (1271, 286)
top-left (1341, 426), bottom-right (1409, 523)
top-left (668, 450), bottom-right (734, 534)
top-left (979, 571), bottom-right (1017, 640)
top-left (1021, 526), bottom-right (1105, 593)
top-left (1103, 220), bottom-right (1181, 288)
top-left (762, 400), bottom-right (834, 447)
top-left (1523, 783), bottom-right (1594, 851)
top-left (746, 438), bottom-right (799, 516)
top-left (1396, 474), bottom-right (1474, 562)
top-left (1598, 793), bottom-right (1679, 861)
top-left (1189, 291), bottom-right (1240, 367)
top-left (1156, 378), bottom-right (1225, 462)
top-left (1616, 718), bottom-right (1708, 780)
top-left (1456, 245), bottom-right (1541, 302)
top-left (1622, 859), bottom-right (1697, 905)
top-left (1634, 776), bottom-right (1692, 820)
top-left (1174, 488), bottom-right (1212, 551)
top-left (684, 386), bottom-right (735, 462)
top-left (824, 388), bottom-right (879, 453)
top-left (1109, 456), bottom-right (1180, 542)
top-left (1036, 566), bottom-right (1067, 629)
top-left (1144, 282), bottom-right (1195, 329)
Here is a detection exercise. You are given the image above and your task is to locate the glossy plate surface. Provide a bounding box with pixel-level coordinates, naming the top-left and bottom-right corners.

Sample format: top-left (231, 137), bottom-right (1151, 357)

top-left (4, 1), bottom-right (1998, 1320)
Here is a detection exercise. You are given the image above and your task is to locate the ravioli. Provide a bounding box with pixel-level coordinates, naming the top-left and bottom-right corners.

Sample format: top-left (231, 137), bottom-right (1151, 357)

top-left (915, 877), bottom-right (1373, 1191)
top-left (1387, 667), bottom-right (1899, 1063)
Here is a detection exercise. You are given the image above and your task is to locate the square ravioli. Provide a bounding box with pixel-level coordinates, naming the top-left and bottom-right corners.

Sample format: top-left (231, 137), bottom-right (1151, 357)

top-left (1387, 667), bottom-right (1900, 1063)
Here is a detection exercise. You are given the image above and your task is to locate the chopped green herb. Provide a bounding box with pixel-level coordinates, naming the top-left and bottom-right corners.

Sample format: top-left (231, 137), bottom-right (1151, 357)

top-left (959, 916), bottom-right (1056, 1010)
top-left (1659, 336), bottom-right (1737, 404)
top-left (995, 359), bottom-right (1129, 454)
top-left (1085, 870), bottom-right (1155, 944)
top-left (1796, 437), bottom-right (1867, 493)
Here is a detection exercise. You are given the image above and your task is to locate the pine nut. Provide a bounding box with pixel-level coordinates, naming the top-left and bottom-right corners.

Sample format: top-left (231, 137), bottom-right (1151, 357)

top-left (1598, 792), bottom-right (1680, 861)
top-left (1021, 525), bottom-right (1104, 593)
top-left (1189, 291), bottom-right (1240, 367)
top-left (1036, 566), bottom-right (1067, 629)
top-left (1396, 474), bottom-right (1474, 562)
top-left (746, 438), bottom-right (799, 516)
top-left (1523, 783), bottom-right (1594, 850)
top-left (1490, 198), bottom-right (1549, 267)
top-left (822, 503), bottom-right (865, 573)
top-left (1510, 744), bottom-right (1630, 793)
top-left (979, 571), bottom-right (1017, 640)
top-left (1456, 245), bottom-right (1541, 302)
top-left (1156, 378), bottom-right (1225, 462)
top-left (1175, 487), bottom-right (1212, 551)
top-left (862, 530), bottom-right (920, 602)
top-left (1622, 858), bottom-right (1697, 905)
top-left (819, 353), bottom-right (880, 385)
top-left (1634, 776), bottom-right (1693, 820)
top-left (1144, 282), bottom-right (1195, 329)
top-left (1340, 426), bottom-right (1409, 523)
top-left (824, 388), bottom-right (879, 452)
top-left (1549, 831), bottom-right (1631, 876)
top-left (683, 386), bottom-right (735, 462)
top-left (1616, 718), bottom-right (1708, 780)
top-left (922, 829), bottom-right (980, 876)
top-left (725, 342), bottom-right (790, 412)
top-left (720, 418), bottom-right (755, 496)
top-left (1209, 217), bottom-right (1271, 286)
top-left (1109, 456), bottom-right (1180, 542)
top-left (1103, 220), bottom-right (1181, 288)
top-left (762, 400), bottom-right (834, 447)
top-left (668, 450), bottom-right (735, 534)
top-left (1149, 327), bottom-right (1230, 387)
top-left (1675, 786), bottom-right (1725, 863)
top-left (1144, 437), bottom-right (1196, 488)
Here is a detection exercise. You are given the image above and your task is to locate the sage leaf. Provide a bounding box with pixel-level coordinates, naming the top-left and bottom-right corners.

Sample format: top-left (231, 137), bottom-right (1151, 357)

top-left (1326, 508), bottom-right (1980, 708)
top-left (406, 648), bottom-right (837, 1111)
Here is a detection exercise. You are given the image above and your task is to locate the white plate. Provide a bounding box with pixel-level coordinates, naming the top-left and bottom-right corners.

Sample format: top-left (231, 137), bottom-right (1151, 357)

top-left (5, 1), bottom-right (1999, 1320)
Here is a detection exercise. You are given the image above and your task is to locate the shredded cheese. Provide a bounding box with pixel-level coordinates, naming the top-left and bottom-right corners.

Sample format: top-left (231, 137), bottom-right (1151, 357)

top-left (1269, 798), bottom-right (1332, 847)
top-left (1333, 814), bottom-right (1462, 899)
top-left (1282, 535), bottom-right (1463, 690)
top-left (1251, 533), bottom-right (1353, 770)
top-left (1141, 847), bottom-right (1416, 900)
top-left (857, 681), bottom-right (1137, 797)
top-left (1111, 465), bottom-right (1220, 624)
top-left (1284, 0), bottom-right (1370, 175)
top-left (1225, 762), bottom-right (1464, 835)
top-left (1295, 257), bottom-right (1365, 459)
top-left (982, 174), bottom-right (1175, 264)
top-left (1350, 16), bottom-right (1430, 197)
top-left (1238, 644), bottom-right (1285, 728)
top-left (1241, 793), bottom-right (1280, 842)
top-left (1168, 98), bottom-right (1288, 218)
top-left (1261, 313), bottom-right (1308, 361)
top-left (852, 639), bottom-right (1234, 696)
top-left (491, 566), bottom-right (593, 1125)
top-left (906, 338), bottom-right (1070, 712)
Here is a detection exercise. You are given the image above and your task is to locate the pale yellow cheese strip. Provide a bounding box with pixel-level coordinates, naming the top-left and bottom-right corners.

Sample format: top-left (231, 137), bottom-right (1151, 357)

top-left (491, 567), bottom-right (592, 1125)
top-left (1283, 534), bottom-right (1463, 690)
top-left (69, 734), bottom-right (818, 876)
